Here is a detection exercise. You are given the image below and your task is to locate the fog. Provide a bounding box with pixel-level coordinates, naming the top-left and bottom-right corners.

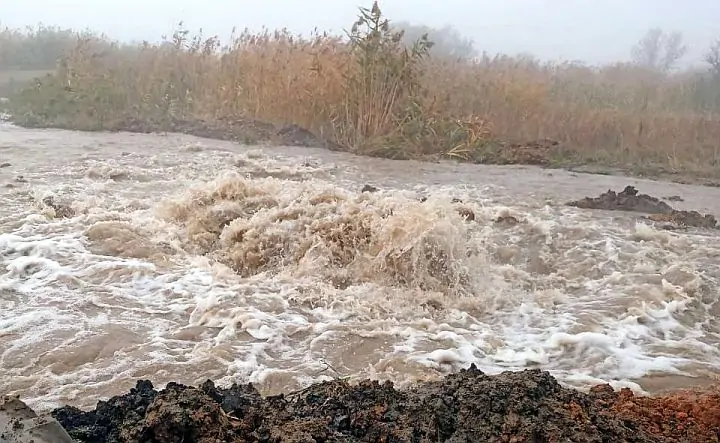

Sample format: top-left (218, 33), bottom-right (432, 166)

top-left (1, 0), bottom-right (718, 66)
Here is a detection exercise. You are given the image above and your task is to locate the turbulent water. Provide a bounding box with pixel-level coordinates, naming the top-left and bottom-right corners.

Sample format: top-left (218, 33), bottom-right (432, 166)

top-left (1, 123), bottom-right (720, 412)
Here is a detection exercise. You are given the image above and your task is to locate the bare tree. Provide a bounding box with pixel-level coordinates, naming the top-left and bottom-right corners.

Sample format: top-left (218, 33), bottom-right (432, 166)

top-left (631, 28), bottom-right (687, 73)
top-left (706, 38), bottom-right (720, 78)
top-left (391, 21), bottom-right (477, 60)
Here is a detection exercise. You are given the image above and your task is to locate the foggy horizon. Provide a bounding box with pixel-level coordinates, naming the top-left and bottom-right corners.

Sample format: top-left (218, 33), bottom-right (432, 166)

top-left (1, 0), bottom-right (718, 67)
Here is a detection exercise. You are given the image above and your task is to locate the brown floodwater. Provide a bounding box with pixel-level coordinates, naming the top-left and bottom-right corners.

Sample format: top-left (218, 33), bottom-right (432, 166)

top-left (1, 123), bottom-right (719, 412)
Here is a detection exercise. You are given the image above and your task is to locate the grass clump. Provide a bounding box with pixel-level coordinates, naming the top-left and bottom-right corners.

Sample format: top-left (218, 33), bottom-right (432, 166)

top-left (5, 2), bottom-right (720, 178)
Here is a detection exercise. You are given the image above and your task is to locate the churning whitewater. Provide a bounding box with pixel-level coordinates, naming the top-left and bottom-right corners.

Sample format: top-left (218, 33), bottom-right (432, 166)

top-left (1, 123), bottom-right (719, 412)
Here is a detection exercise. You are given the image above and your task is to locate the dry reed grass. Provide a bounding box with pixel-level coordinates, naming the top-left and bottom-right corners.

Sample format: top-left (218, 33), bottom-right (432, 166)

top-left (7, 2), bottom-right (720, 177)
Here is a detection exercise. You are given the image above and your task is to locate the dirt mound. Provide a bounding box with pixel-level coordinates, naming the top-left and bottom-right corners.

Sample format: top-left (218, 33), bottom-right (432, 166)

top-left (567, 185), bottom-right (718, 229)
top-left (473, 139), bottom-right (560, 166)
top-left (591, 384), bottom-right (720, 442)
top-left (47, 366), bottom-right (720, 443)
top-left (51, 380), bottom-right (157, 442)
top-left (100, 117), bottom-right (330, 149)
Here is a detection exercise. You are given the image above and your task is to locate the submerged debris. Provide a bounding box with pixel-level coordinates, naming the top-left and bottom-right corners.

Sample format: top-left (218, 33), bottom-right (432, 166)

top-left (456, 206), bottom-right (475, 221)
top-left (40, 195), bottom-right (75, 218)
top-left (567, 185), bottom-right (717, 229)
top-left (46, 366), bottom-right (720, 443)
top-left (494, 214), bottom-right (521, 226)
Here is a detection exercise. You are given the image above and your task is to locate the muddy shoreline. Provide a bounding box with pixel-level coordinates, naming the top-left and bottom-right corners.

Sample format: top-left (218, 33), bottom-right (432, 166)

top-left (2, 366), bottom-right (717, 442)
top-left (8, 114), bottom-right (720, 187)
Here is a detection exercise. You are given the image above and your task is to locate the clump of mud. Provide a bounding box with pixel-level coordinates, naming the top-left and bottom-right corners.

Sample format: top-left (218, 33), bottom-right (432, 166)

top-left (567, 185), bottom-right (717, 229)
top-left (50, 366), bottom-right (720, 442)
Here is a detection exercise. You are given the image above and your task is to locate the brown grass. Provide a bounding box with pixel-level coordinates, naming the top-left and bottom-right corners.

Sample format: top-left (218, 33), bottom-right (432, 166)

top-left (6, 2), bottom-right (720, 178)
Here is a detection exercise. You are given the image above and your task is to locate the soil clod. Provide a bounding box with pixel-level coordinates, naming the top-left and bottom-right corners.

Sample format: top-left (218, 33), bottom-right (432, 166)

top-left (567, 185), bottom-right (717, 229)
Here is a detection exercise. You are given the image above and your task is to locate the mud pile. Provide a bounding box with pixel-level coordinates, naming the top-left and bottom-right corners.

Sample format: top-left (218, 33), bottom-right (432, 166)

top-left (97, 117), bottom-right (332, 150)
top-left (472, 138), bottom-right (560, 166)
top-left (567, 185), bottom-right (718, 229)
top-left (48, 366), bottom-right (720, 443)
top-left (591, 384), bottom-right (720, 442)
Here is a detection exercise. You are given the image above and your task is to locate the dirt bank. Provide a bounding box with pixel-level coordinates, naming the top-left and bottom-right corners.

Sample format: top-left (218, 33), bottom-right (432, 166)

top-left (10, 115), bottom-right (335, 151)
top-left (11, 113), bottom-right (720, 186)
top-left (43, 366), bottom-right (720, 442)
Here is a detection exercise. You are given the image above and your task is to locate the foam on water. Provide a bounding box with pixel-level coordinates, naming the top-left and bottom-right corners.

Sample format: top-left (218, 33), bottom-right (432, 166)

top-left (1, 128), bottom-right (720, 411)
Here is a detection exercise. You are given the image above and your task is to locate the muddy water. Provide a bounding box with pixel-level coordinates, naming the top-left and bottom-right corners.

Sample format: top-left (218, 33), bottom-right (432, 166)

top-left (1, 123), bottom-right (720, 412)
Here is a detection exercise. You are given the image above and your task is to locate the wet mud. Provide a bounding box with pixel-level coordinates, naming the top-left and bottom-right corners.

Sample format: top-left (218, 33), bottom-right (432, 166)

top-left (471, 138), bottom-right (560, 166)
top-left (47, 366), bottom-right (720, 443)
top-left (567, 185), bottom-right (718, 229)
top-left (17, 116), bottom-right (333, 151)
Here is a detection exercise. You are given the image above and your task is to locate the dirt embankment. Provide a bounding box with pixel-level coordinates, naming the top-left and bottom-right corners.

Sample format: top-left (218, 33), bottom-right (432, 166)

top-left (6, 113), bottom-right (567, 166)
top-left (12, 115), bottom-right (336, 152)
top-left (38, 366), bottom-right (720, 443)
top-left (10, 110), bottom-right (720, 184)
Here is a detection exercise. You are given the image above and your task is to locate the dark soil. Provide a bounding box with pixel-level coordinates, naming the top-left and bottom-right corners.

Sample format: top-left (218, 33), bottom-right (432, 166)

top-left (591, 384), bottom-right (720, 443)
top-left (119, 117), bottom-right (335, 150)
top-left (47, 366), bottom-right (720, 443)
top-left (471, 139), bottom-right (561, 166)
top-left (567, 185), bottom-right (718, 229)
top-left (14, 115), bottom-right (335, 151)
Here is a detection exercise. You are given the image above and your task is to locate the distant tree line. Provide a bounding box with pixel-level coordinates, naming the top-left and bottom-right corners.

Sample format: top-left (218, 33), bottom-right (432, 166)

top-left (390, 21), bottom-right (478, 60)
top-left (0, 24), bottom-right (101, 70)
top-left (2, 20), bottom-right (719, 80)
top-left (0, 24), bottom-right (77, 70)
top-left (627, 27), bottom-right (720, 111)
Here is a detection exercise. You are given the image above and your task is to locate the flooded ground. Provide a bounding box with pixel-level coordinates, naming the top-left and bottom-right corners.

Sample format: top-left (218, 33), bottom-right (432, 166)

top-left (1, 123), bottom-right (720, 412)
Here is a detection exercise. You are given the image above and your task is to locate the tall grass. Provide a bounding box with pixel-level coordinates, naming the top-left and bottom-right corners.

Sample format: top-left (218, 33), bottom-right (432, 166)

top-left (6, 2), bottom-right (720, 176)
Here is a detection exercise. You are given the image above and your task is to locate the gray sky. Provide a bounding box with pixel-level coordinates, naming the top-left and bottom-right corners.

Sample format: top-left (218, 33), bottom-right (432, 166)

top-left (1, 0), bottom-right (718, 66)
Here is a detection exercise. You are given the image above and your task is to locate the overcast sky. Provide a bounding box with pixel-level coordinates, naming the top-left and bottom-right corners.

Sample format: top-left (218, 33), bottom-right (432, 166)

top-left (1, 0), bottom-right (718, 66)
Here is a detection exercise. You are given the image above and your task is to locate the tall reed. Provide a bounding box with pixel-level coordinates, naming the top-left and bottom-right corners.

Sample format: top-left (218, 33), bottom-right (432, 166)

top-left (7, 2), bottom-right (720, 176)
